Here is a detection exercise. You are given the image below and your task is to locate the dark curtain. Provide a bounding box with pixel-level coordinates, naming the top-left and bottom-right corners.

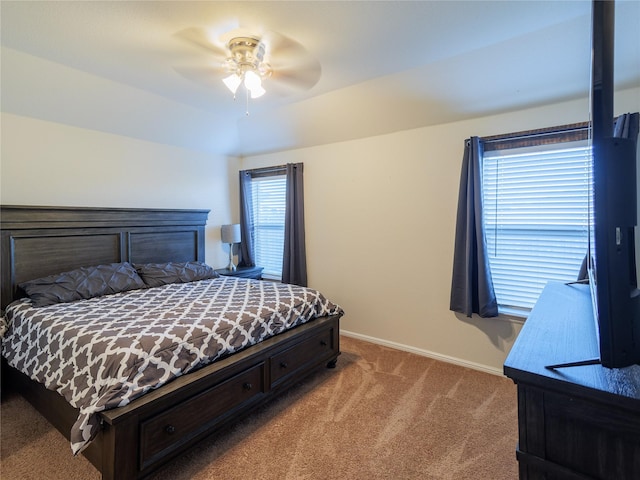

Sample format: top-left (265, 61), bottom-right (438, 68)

top-left (450, 137), bottom-right (498, 318)
top-left (577, 112), bottom-right (639, 280)
top-left (282, 163), bottom-right (307, 286)
top-left (612, 112), bottom-right (639, 139)
top-left (238, 170), bottom-right (255, 267)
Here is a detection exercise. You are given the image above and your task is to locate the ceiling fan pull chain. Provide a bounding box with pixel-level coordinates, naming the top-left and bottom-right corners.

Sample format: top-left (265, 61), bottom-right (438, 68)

top-left (245, 87), bottom-right (250, 116)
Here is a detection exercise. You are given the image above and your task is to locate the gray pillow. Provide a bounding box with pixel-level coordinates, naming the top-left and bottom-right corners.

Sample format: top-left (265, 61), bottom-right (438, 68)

top-left (135, 261), bottom-right (218, 288)
top-left (20, 262), bottom-right (146, 308)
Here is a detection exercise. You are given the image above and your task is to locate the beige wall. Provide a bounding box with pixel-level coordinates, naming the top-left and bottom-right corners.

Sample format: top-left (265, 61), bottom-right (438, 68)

top-left (0, 112), bottom-right (239, 269)
top-left (240, 87), bottom-right (640, 375)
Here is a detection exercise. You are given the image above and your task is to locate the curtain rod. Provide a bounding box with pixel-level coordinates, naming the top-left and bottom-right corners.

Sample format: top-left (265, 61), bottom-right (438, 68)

top-left (243, 165), bottom-right (287, 176)
top-left (481, 121), bottom-right (590, 145)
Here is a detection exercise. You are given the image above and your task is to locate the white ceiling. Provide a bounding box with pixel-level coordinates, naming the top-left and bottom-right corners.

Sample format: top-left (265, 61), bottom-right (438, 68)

top-left (1, 1), bottom-right (639, 157)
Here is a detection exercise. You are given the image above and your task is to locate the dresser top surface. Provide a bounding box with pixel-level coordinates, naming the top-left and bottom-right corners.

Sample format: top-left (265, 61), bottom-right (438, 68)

top-left (504, 282), bottom-right (640, 404)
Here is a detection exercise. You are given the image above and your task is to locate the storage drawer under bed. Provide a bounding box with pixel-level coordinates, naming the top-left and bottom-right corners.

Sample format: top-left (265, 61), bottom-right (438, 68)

top-left (139, 362), bottom-right (266, 470)
top-left (270, 327), bottom-right (336, 388)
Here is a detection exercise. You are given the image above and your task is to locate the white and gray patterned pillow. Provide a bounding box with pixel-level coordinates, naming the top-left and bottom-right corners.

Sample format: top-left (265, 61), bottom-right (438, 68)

top-left (19, 262), bottom-right (146, 307)
top-left (135, 261), bottom-right (218, 288)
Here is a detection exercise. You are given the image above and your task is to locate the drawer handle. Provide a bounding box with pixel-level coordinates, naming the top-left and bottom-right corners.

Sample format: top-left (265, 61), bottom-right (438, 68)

top-left (165, 425), bottom-right (176, 435)
top-left (243, 382), bottom-right (252, 391)
top-left (320, 340), bottom-right (328, 346)
top-left (280, 361), bottom-right (288, 369)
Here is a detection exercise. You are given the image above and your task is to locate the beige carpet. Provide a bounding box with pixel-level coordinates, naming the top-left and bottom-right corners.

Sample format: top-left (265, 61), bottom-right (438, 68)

top-left (1, 336), bottom-right (518, 480)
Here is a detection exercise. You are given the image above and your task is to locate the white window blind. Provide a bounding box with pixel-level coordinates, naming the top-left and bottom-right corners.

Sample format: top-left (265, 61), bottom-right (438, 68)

top-left (250, 174), bottom-right (286, 280)
top-left (482, 140), bottom-right (591, 314)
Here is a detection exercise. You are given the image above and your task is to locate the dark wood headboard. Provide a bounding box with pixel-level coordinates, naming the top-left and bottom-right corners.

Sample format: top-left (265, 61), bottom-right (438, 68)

top-left (1, 205), bottom-right (210, 310)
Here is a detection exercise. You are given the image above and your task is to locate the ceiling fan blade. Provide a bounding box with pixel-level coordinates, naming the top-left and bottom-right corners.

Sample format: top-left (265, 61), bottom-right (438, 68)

top-left (174, 65), bottom-right (225, 88)
top-left (174, 27), bottom-right (228, 59)
top-left (268, 65), bottom-right (322, 95)
top-left (261, 30), bottom-right (321, 92)
top-left (260, 30), bottom-right (304, 57)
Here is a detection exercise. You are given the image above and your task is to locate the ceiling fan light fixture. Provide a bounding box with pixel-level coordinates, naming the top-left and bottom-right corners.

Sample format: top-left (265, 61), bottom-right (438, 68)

top-left (244, 70), bottom-right (265, 98)
top-left (222, 73), bottom-right (242, 95)
top-left (250, 84), bottom-right (266, 99)
top-left (222, 36), bottom-right (271, 107)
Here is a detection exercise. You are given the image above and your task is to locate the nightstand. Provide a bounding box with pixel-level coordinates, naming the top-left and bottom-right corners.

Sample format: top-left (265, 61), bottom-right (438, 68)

top-left (215, 266), bottom-right (264, 279)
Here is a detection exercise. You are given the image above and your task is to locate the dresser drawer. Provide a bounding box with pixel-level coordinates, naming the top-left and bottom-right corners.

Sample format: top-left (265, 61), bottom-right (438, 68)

top-left (140, 362), bottom-right (265, 469)
top-left (270, 328), bottom-right (336, 387)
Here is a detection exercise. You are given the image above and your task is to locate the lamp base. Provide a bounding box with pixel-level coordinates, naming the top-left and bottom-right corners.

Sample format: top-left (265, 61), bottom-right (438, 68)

top-left (227, 243), bottom-right (236, 271)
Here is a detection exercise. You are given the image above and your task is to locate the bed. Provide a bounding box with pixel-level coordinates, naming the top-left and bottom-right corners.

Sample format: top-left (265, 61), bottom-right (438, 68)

top-left (0, 205), bottom-right (342, 479)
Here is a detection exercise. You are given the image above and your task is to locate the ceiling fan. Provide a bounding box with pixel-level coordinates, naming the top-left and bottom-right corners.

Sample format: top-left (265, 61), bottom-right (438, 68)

top-left (174, 27), bottom-right (321, 112)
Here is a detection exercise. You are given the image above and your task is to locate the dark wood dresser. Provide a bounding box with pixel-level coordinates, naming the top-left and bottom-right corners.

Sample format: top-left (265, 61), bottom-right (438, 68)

top-left (504, 282), bottom-right (640, 480)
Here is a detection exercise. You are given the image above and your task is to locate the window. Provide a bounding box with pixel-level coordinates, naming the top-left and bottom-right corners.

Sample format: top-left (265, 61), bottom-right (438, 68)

top-left (249, 172), bottom-right (286, 280)
top-left (482, 132), bottom-right (592, 315)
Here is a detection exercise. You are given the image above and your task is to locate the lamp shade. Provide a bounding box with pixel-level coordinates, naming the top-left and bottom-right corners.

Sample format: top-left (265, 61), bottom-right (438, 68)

top-left (221, 224), bottom-right (241, 244)
top-left (222, 74), bottom-right (242, 95)
top-left (243, 70), bottom-right (265, 98)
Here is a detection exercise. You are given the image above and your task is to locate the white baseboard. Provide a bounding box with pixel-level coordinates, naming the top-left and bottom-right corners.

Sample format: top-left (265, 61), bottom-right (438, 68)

top-left (340, 330), bottom-right (505, 377)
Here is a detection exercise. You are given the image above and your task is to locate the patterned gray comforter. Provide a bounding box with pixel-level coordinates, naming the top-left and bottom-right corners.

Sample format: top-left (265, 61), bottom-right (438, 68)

top-left (1, 277), bottom-right (342, 454)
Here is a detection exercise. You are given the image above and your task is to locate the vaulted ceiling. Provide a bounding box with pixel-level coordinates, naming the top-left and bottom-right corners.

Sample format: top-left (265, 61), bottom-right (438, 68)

top-left (2, 1), bottom-right (639, 157)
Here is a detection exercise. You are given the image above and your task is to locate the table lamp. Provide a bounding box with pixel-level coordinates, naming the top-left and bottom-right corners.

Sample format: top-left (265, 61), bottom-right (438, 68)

top-left (221, 224), bottom-right (241, 271)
